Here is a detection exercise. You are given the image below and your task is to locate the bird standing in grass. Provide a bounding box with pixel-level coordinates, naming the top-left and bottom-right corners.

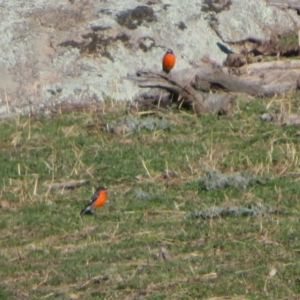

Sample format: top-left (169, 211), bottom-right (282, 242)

top-left (80, 186), bottom-right (107, 216)
top-left (162, 49), bottom-right (176, 74)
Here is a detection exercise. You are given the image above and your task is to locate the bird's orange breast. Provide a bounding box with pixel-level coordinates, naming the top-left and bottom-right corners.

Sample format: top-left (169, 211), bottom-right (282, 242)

top-left (162, 52), bottom-right (176, 73)
top-left (93, 190), bottom-right (107, 208)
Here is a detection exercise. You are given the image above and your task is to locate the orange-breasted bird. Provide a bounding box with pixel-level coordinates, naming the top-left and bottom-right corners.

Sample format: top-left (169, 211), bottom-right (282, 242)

top-left (80, 186), bottom-right (107, 216)
top-left (162, 49), bottom-right (176, 74)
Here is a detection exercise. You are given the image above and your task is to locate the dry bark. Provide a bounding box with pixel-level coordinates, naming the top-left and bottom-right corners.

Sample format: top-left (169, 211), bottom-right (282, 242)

top-left (128, 59), bottom-right (300, 114)
top-left (268, 0), bottom-right (300, 14)
top-left (43, 180), bottom-right (89, 190)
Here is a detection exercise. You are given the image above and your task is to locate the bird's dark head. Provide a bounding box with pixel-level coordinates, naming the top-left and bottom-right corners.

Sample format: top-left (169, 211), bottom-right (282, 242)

top-left (96, 186), bottom-right (106, 191)
top-left (166, 49), bottom-right (173, 54)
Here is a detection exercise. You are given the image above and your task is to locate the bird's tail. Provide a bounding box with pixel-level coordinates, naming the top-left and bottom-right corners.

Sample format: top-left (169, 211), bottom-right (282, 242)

top-left (216, 42), bottom-right (234, 54)
top-left (80, 205), bottom-right (93, 216)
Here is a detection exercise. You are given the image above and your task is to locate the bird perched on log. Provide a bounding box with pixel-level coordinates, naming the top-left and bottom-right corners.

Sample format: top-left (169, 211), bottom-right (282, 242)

top-left (216, 42), bottom-right (234, 54)
top-left (162, 49), bottom-right (176, 73)
top-left (216, 42), bottom-right (247, 68)
top-left (80, 186), bottom-right (107, 216)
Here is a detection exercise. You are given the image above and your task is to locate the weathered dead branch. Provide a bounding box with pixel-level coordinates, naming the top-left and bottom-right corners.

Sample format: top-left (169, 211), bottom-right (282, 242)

top-left (130, 71), bottom-right (206, 114)
top-left (43, 180), bottom-right (88, 190)
top-left (268, 0), bottom-right (300, 14)
top-left (128, 59), bottom-right (300, 115)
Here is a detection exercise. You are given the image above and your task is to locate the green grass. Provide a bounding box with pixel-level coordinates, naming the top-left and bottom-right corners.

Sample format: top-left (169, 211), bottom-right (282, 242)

top-left (1, 95), bottom-right (300, 299)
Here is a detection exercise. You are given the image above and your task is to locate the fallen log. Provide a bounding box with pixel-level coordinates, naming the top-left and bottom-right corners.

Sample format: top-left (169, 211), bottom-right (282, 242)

top-left (268, 0), bottom-right (300, 14)
top-left (128, 59), bottom-right (300, 114)
top-left (43, 180), bottom-right (89, 190)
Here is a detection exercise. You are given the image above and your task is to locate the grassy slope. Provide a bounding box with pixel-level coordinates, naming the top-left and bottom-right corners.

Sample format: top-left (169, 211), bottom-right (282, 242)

top-left (1, 96), bottom-right (300, 300)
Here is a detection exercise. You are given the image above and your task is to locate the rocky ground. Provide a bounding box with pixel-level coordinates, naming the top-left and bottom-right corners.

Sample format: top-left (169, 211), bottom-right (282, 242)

top-left (0, 0), bottom-right (299, 117)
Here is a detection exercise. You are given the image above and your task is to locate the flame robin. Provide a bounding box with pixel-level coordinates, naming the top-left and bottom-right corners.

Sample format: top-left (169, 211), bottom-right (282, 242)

top-left (80, 186), bottom-right (107, 216)
top-left (162, 49), bottom-right (176, 74)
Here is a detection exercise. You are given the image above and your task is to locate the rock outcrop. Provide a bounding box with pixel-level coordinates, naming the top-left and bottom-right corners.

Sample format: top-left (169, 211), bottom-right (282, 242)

top-left (0, 0), bottom-right (299, 117)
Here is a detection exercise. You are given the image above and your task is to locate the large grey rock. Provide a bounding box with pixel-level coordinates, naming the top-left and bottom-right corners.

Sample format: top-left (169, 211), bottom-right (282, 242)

top-left (0, 0), bottom-right (299, 117)
top-left (216, 0), bottom-right (300, 43)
